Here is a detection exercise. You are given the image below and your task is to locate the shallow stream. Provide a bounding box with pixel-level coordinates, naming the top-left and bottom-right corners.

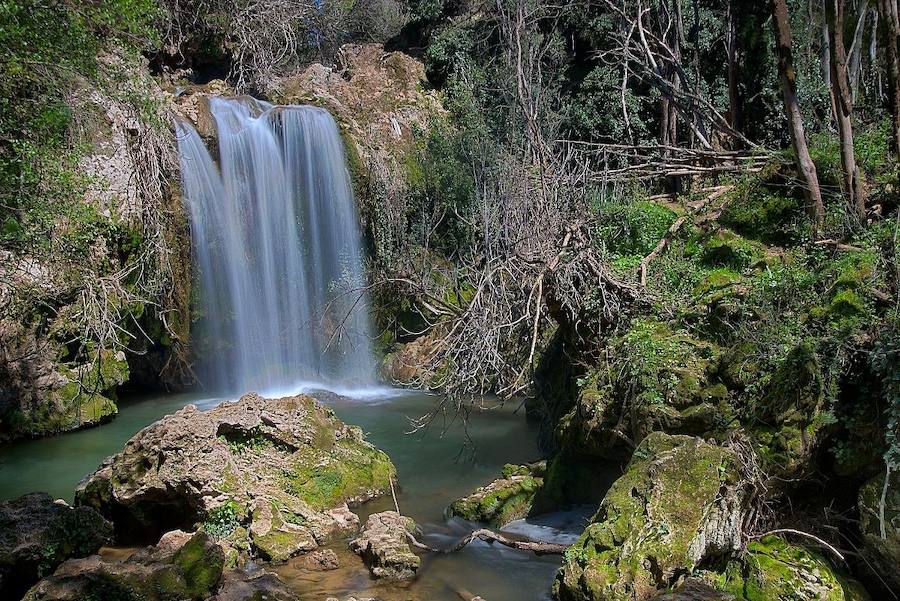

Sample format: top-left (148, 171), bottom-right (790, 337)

top-left (0, 389), bottom-right (592, 601)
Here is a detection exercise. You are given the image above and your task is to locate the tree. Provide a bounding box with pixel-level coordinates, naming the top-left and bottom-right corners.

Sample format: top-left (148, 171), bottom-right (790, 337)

top-left (876, 0), bottom-right (900, 151)
top-left (825, 0), bottom-right (867, 222)
top-left (771, 0), bottom-right (825, 232)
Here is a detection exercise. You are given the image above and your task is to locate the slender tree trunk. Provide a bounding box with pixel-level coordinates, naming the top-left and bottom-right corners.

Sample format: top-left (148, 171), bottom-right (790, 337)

top-left (771, 0), bottom-right (826, 232)
top-left (727, 1), bottom-right (742, 135)
top-left (877, 0), bottom-right (900, 152)
top-left (826, 0), bottom-right (868, 221)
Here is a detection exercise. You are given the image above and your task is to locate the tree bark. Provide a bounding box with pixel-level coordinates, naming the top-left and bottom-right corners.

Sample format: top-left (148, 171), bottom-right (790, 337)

top-left (877, 0), bottom-right (900, 152)
top-left (771, 0), bottom-right (825, 232)
top-left (727, 0), bottom-right (742, 135)
top-left (826, 0), bottom-right (868, 221)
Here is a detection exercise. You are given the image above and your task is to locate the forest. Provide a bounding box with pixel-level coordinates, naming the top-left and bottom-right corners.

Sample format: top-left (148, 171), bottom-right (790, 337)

top-left (0, 0), bottom-right (898, 600)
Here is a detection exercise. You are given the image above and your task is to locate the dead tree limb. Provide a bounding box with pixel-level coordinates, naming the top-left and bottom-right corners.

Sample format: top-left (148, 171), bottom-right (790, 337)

top-left (407, 529), bottom-right (568, 556)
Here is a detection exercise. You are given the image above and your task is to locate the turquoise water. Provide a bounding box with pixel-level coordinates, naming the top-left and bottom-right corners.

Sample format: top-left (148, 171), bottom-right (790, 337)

top-left (0, 389), bottom-right (591, 600)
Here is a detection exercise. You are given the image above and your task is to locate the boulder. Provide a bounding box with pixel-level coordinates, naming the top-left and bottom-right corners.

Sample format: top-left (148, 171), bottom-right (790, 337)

top-left (858, 469), bottom-right (899, 592)
top-left (0, 492), bottom-right (113, 600)
top-left (76, 393), bottom-right (396, 564)
top-left (448, 462), bottom-right (545, 527)
top-left (554, 433), bottom-right (746, 601)
top-left (717, 535), bottom-right (869, 601)
top-left (349, 511), bottom-right (420, 580)
top-left (209, 568), bottom-right (299, 601)
top-left (23, 530), bottom-right (225, 601)
top-left (652, 579), bottom-right (735, 600)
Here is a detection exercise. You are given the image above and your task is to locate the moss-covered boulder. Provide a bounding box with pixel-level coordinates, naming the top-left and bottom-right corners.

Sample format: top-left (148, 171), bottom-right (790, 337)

top-left (23, 530), bottom-right (225, 601)
top-left (716, 535), bottom-right (869, 601)
top-left (858, 470), bottom-right (900, 592)
top-left (0, 493), bottom-right (113, 600)
top-left (556, 320), bottom-right (733, 459)
top-left (76, 393), bottom-right (396, 563)
top-left (554, 433), bottom-right (746, 601)
top-left (447, 462), bottom-right (545, 527)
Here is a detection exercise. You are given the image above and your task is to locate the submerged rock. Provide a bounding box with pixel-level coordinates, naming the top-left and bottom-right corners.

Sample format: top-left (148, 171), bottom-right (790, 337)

top-left (23, 530), bottom-right (225, 601)
top-left (349, 511), bottom-right (420, 580)
top-left (448, 462), bottom-right (545, 527)
top-left (555, 433), bottom-right (746, 601)
top-left (210, 568), bottom-right (300, 601)
top-left (76, 393), bottom-right (396, 563)
top-left (0, 492), bottom-right (113, 600)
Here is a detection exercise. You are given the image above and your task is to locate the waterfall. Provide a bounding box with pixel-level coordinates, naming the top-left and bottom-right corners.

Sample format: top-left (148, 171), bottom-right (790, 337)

top-left (176, 97), bottom-right (377, 396)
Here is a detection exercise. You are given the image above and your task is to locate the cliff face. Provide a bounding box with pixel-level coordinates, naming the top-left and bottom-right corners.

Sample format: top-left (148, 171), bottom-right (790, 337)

top-left (0, 50), bottom-right (192, 443)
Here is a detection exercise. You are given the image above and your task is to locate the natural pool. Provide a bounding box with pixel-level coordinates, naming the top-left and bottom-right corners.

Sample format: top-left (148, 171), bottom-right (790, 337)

top-left (0, 389), bottom-right (593, 601)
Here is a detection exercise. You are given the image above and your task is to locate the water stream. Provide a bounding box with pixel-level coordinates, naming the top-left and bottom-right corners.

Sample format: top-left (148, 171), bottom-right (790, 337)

top-left (0, 392), bottom-right (590, 600)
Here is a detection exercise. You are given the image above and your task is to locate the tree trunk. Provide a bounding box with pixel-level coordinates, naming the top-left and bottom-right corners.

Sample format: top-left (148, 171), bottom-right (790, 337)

top-left (771, 0), bottom-right (825, 232)
top-left (826, 0), bottom-right (867, 221)
top-left (727, 0), bottom-right (742, 135)
top-left (877, 0), bottom-right (900, 152)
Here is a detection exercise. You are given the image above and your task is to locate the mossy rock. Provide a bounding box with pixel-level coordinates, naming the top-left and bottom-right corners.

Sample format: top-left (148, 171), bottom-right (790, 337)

top-left (701, 230), bottom-right (765, 270)
top-left (556, 320), bottom-right (734, 459)
top-left (719, 535), bottom-right (869, 601)
top-left (447, 463), bottom-right (545, 527)
top-left (554, 433), bottom-right (745, 601)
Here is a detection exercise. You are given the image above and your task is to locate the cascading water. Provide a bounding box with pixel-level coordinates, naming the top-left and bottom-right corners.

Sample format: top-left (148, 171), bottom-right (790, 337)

top-left (176, 97), bottom-right (377, 396)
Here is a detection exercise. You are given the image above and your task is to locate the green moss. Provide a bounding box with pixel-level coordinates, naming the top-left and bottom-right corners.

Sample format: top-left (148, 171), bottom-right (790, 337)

top-left (448, 471), bottom-right (542, 527)
top-left (172, 533), bottom-right (224, 599)
top-left (702, 230), bottom-right (764, 270)
top-left (719, 176), bottom-right (801, 243)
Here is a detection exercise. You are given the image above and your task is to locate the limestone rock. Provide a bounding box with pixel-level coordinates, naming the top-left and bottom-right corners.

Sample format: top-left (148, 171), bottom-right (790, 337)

top-left (652, 579), bottom-right (735, 600)
top-left (0, 492), bottom-right (113, 600)
top-left (76, 393), bottom-right (396, 565)
top-left (858, 470), bottom-right (899, 592)
top-left (296, 548), bottom-right (339, 571)
top-left (209, 568), bottom-right (299, 601)
top-left (555, 433), bottom-right (746, 601)
top-left (349, 511), bottom-right (420, 580)
top-left (718, 535), bottom-right (869, 601)
top-left (448, 462), bottom-right (545, 527)
top-left (23, 531), bottom-right (224, 601)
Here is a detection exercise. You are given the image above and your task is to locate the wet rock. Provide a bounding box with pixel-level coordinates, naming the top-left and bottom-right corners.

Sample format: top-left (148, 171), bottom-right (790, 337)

top-left (209, 567), bottom-right (299, 601)
top-left (296, 548), bottom-right (339, 571)
top-left (448, 462), bottom-right (545, 527)
top-left (76, 393), bottom-right (396, 564)
top-left (349, 511), bottom-right (420, 580)
top-left (555, 433), bottom-right (746, 601)
top-left (0, 492), bottom-right (113, 600)
top-left (858, 469), bottom-right (899, 592)
top-left (23, 530), bottom-right (224, 601)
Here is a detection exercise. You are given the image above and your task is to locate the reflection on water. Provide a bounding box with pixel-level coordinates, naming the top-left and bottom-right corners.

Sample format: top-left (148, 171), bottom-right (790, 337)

top-left (0, 389), bottom-right (594, 600)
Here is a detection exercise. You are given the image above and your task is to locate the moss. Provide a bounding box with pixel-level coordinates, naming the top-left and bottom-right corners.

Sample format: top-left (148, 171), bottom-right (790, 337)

top-left (172, 533), bottom-right (224, 599)
top-left (448, 470), bottom-right (543, 527)
top-left (555, 433), bottom-right (741, 601)
top-left (719, 178), bottom-right (801, 244)
top-left (736, 536), bottom-right (869, 601)
top-left (702, 229), bottom-right (764, 270)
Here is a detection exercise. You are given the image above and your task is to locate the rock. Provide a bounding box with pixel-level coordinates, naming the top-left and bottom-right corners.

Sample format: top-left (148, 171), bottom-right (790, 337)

top-left (858, 470), bottom-right (899, 592)
top-left (448, 462), bottom-right (545, 527)
top-left (555, 320), bottom-right (732, 461)
top-left (717, 535), bottom-right (869, 601)
top-left (652, 579), bottom-right (735, 600)
top-left (554, 433), bottom-right (746, 601)
top-left (296, 548), bottom-right (339, 571)
top-left (76, 393), bottom-right (396, 565)
top-left (349, 511), bottom-right (420, 580)
top-left (23, 530), bottom-right (224, 601)
top-left (209, 568), bottom-right (299, 601)
top-left (0, 492), bottom-right (113, 600)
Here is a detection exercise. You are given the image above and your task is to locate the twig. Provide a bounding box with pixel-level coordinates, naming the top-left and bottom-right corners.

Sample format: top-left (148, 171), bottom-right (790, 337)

top-left (407, 528), bottom-right (568, 556)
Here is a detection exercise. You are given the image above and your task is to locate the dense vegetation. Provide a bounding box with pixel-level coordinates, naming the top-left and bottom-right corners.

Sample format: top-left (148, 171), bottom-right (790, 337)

top-left (0, 0), bottom-right (898, 599)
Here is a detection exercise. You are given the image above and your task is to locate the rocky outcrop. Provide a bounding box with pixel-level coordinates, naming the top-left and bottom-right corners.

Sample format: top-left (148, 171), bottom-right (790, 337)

top-left (23, 530), bottom-right (225, 601)
top-left (0, 493), bottom-right (113, 600)
top-left (349, 511), bottom-right (420, 580)
top-left (651, 579), bottom-right (735, 600)
top-left (448, 462), bottom-right (545, 527)
top-left (76, 393), bottom-right (396, 564)
top-left (555, 433), bottom-right (746, 601)
top-left (714, 535), bottom-right (869, 601)
top-left (858, 470), bottom-right (899, 592)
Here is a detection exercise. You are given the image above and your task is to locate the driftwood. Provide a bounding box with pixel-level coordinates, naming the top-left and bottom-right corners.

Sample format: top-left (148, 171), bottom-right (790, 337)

top-left (407, 529), bottom-right (568, 556)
